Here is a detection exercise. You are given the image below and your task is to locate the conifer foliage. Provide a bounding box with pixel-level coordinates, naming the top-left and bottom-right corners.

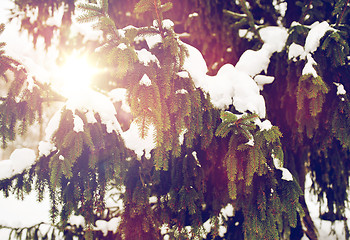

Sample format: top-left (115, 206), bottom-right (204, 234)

top-left (1, 0), bottom-right (350, 239)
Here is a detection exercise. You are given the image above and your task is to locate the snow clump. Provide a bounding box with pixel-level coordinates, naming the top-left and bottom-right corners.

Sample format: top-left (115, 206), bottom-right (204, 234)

top-left (0, 148), bottom-right (36, 180)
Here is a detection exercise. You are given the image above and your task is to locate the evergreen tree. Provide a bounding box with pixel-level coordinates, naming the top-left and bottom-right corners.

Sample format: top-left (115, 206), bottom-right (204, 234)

top-left (0, 0), bottom-right (350, 239)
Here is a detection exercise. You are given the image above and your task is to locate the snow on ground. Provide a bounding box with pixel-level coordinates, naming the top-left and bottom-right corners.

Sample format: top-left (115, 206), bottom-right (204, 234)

top-left (302, 173), bottom-right (349, 240)
top-left (0, 174), bottom-right (347, 239)
top-left (0, 190), bottom-right (53, 239)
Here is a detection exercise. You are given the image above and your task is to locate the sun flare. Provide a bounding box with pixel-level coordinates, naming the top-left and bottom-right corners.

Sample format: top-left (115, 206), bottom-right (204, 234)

top-left (53, 53), bottom-right (99, 99)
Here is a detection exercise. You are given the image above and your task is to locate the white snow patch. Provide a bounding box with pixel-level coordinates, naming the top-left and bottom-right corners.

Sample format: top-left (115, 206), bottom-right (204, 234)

top-left (280, 168), bottom-right (294, 181)
top-left (176, 71), bottom-right (189, 78)
top-left (182, 41), bottom-right (266, 116)
top-left (144, 34), bottom-right (163, 49)
top-left (44, 109), bottom-right (62, 141)
top-left (153, 19), bottom-right (174, 30)
top-left (272, 153), bottom-right (293, 181)
top-left (149, 196), bottom-right (157, 204)
top-left (255, 118), bottom-right (273, 131)
top-left (69, 215), bottom-right (86, 228)
top-left (136, 48), bottom-right (160, 67)
top-left (86, 110), bottom-right (97, 123)
top-left (162, 19), bottom-right (174, 29)
top-left (221, 203), bottom-right (234, 218)
top-left (179, 128), bottom-right (187, 145)
top-left (38, 141), bottom-right (56, 157)
top-left (301, 173), bottom-right (350, 239)
top-left (0, 148), bottom-right (36, 180)
top-left (0, 188), bottom-right (51, 230)
top-left (175, 89), bottom-right (188, 94)
top-left (254, 75), bottom-right (274, 90)
top-left (181, 41), bottom-right (208, 87)
top-left (239, 29), bottom-right (254, 40)
top-left (189, 12), bottom-right (199, 18)
top-left (288, 43), bottom-right (305, 61)
top-left (304, 21), bottom-right (333, 54)
top-left (109, 88), bottom-right (131, 113)
top-left (73, 114), bottom-right (84, 132)
top-left (139, 73), bottom-right (152, 86)
top-left (245, 136), bottom-right (255, 146)
top-left (26, 74), bottom-right (36, 92)
top-left (302, 54), bottom-right (318, 77)
top-left (181, 27), bottom-right (286, 116)
top-left (95, 217), bottom-right (121, 236)
top-left (334, 82), bottom-right (346, 95)
top-left (121, 120), bottom-right (156, 159)
top-left (236, 26), bottom-right (287, 77)
top-left (117, 43), bottom-right (127, 50)
top-left (66, 89), bottom-right (122, 134)
top-left (259, 26), bottom-right (288, 53)
top-left (235, 47), bottom-right (271, 76)
top-left (160, 223), bottom-right (170, 235)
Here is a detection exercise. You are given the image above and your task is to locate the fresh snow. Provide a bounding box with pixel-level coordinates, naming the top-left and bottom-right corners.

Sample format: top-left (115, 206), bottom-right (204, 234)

top-left (254, 75), bottom-right (275, 90)
top-left (117, 43), bottom-right (127, 50)
top-left (176, 71), bottom-right (190, 78)
top-left (144, 34), bottom-right (163, 49)
top-left (108, 88), bottom-right (131, 113)
top-left (175, 89), bottom-right (188, 94)
top-left (189, 12), bottom-right (199, 18)
top-left (180, 26), bottom-right (288, 117)
top-left (259, 26), bottom-right (288, 53)
top-left (95, 217), bottom-right (121, 236)
top-left (0, 148), bottom-right (36, 180)
top-left (38, 140), bottom-right (57, 157)
top-left (288, 21), bottom-right (334, 78)
top-left (44, 109), bottom-right (62, 141)
top-left (236, 26), bottom-right (288, 77)
top-left (121, 120), bottom-right (156, 159)
top-left (304, 21), bottom-right (333, 54)
top-left (0, 190), bottom-right (51, 232)
top-left (288, 43), bottom-right (305, 61)
top-left (66, 89), bottom-right (122, 134)
top-left (302, 54), bottom-right (318, 77)
top-left (152, 19), bottom-right (175, 30)
top-left (69, 215), bottom-right (85, 228)
top-left (181, 42), bottom-right (266, 117)
top-left (235, 48), bottom-right (271, 76)
top-left (272, 153), bottom-right (293, 181)
top-left (73, 114), bottom-right (84, 132)
top-left (139, 73), bottom-right (152, 86)
top-left (254, 118), bottom-right (273, 131)
top-left (136, 48), bottom-right (160, 67)
top-left (86, 110), bottom-right (98, 123)
top-left (334, 82), bottom-right (346, 95)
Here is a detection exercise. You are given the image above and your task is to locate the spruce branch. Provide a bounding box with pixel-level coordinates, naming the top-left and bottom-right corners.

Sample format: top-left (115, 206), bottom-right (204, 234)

top-left (153, 0), bottom-right (164, 35)
top-left (336, 0), bottom-right (350, 26)
top-left (299, 0), bottom-right (313, 23)
top-left (238, 0), bottom-right (262, 43)
top-left (223, 9), bottom-right (247, 19)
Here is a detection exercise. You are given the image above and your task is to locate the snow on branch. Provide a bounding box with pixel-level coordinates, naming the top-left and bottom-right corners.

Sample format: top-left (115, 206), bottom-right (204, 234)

top-left (0, 148), bottom-right (36, 180)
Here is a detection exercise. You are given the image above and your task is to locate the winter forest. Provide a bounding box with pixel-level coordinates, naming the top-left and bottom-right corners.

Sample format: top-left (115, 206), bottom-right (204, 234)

top-left (0, 0), bottom-right (350, 239)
